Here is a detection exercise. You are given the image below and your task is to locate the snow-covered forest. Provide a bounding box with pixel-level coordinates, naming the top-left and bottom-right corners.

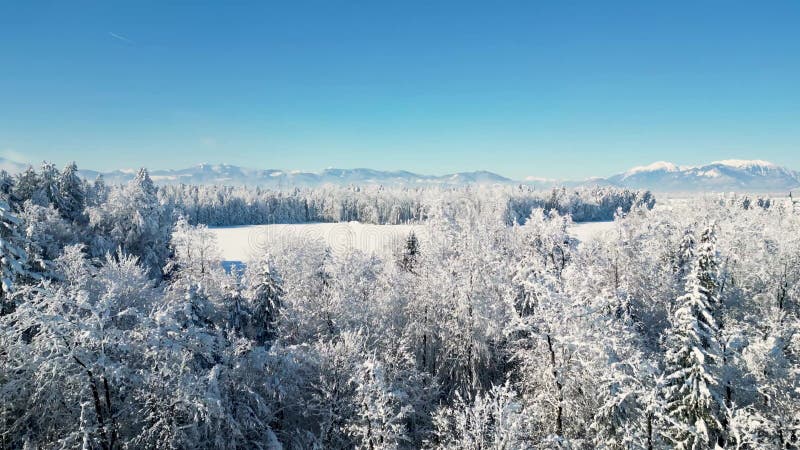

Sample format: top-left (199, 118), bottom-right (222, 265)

top-left (1, 162), bottom-right (799, 449)
top-left (158, 182), bottom-right (655, 226)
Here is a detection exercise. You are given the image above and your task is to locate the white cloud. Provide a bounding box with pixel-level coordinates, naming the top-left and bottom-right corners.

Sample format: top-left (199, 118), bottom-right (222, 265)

top-left (0, 149), bottom-right (31, 174)
top-left (109, 32), bottom-right (134, 44)
top-left (1, 148), bottom-right (32, 164)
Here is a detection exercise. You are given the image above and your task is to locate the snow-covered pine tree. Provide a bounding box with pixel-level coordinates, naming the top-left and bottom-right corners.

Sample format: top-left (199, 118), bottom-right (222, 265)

top-left (13, 166), bottom-right (42, 205)
top-left (0, 170), bottom-right (14, 200)
top-left (0, 199), bottom-right (28, 315)
top-left (660, 252), bottom-right (725, 449)
top-left (223, 279), bottom-right (246, 336)
top-left (675, 228), bottom-right (696, 281)
top-left (39, 161), bottom-right (61, 206)
top-left (694, 223), bottom-right (739, 434)
top-left (245, 257), bottom-right (284, 345)
top-left (88, 174), bottom-right (109, 207)
top-left (122, 168), bottom-right (171, 274)
top-left (57, 161), bottom-right (86, 222)
top-left (399, 231), bottom-right (420, 273)
top-left (695, 225), bottom-right (720, 310)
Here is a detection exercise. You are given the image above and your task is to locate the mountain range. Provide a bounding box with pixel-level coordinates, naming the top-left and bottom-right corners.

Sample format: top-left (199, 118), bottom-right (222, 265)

top-left (2, 158), bottom-right (798, 192)
top-left (606, 160), bottom-right (800, 192)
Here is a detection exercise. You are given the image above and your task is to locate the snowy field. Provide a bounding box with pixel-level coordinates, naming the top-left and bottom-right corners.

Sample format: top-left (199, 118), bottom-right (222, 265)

top-left (211, 221), bottom-right (616, 263)
top-left (211, 222), bottom-right (424, 263)
top-left (567, 221), bottom-right (616, 242)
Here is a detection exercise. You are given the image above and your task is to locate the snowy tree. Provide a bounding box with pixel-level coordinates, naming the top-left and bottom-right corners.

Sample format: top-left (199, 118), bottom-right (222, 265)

top-left (39, 161), bottom-right (61, 206)
top-left (347, 356), bottom-right (411, 449)
top-left (660, 256), bottom-right (725, 449)
top-left (18, 200), bottom-right (78, 279)
top-left (399, 231), bottom-right (420, 273)
top-left (428, 383), bottom-right (525, 450)
top-left (0, 199), bottom-right (28, 314)
top-left (57, 161), bottom-right (87, 222)
top-left (0, 170), bottom-right (14, 200)
top-left (0, 248), bottom-right (161, 449)
top-left (88, 174), bottom-right (109, 207)
top-left (244, 257), bottom-right (284, 345)
top-left (675, 228), bottom-right (696, 281)
top-left (408, 211), bottom-right (511, 398)
top-left (88, 168), bottom-right (172, 276)
top-left (165, 215), bottom-right (221, 281)
top-left (13, 166), bottom-right (44, 205)
top-left (695, 225), bottom-right (720, 311)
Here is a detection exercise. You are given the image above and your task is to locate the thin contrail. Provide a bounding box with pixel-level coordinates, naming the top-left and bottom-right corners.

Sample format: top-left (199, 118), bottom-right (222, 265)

top-left (109, 32), bottom-right (134, 44)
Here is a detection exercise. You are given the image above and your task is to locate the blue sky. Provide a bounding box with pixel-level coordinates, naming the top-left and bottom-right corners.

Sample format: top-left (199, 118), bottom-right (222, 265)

top-left (1, 1), bottom-right (798, 179)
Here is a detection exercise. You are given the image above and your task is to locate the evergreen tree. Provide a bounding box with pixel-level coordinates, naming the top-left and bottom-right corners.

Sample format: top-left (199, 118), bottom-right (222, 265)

top-left (57, 161), bottom-right (86, 222)
top-left (245, 257), bottom-right (284, 345)
top-left (0, 170), bottom-right (14, 201)
top-left (695, 225), bottom-right (720, 310)
top-left (0, 199), bottom-right (28, 314)
top-left (13, 166), bottom-right (41, 204)
top-left (39, 161), bottom-right (61, 206)
top-left (223, 279), bottom-right (246, 335)
top-left (675, 228), bottom-right (696, 281)
top-left (661, 254), bottom-right (724, 449)
top-left (124, 168), bottom-right (170, 274)
top-left (399, 231), bottom-right (420, 273)
top-left (89, 174), bottom-right (109, 207)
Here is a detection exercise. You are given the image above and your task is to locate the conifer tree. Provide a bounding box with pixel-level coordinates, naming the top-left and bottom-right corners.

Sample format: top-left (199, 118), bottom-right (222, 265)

top-left (13, 166), bottom-right (42, 204)
top-left (89, 174), bottom-right (109, 206)
top-left (245, 258), bottom-right (284, 345)
top-left (39, 161), bottom-right (61, 206)
top-left (695, 225), bottom-right (720, 310)
top-left (675, 228), bottom-right (696, 281)
top-left (661, 251), bottom-right (724, 449)
top-left (0, 199), bottom-right (27, 314)
top-left (399, 231), bottom-right (420, 273)
top-left (57, 161), bottom-right (86, 222)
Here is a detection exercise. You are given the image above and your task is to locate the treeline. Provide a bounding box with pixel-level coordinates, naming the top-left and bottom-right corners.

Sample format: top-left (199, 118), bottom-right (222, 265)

top-left (503, 185), bottom-right (655, 224)
top-left (160, 183), bottom-right (656, 226)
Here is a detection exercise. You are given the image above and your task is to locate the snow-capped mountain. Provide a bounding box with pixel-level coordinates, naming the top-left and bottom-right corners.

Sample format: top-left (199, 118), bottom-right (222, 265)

top-left (95, 159), bottom-right (793, 191)
top-left (81, 164), bottom-right (516, 187)
top-left (4, 157), bottom-right (798, 191)
top-left (607, 160), bottom-right (800, 192)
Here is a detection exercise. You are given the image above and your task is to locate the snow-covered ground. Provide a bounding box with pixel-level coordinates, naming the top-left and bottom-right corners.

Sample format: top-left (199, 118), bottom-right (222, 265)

top-left (211, 222), bottom-right (423, 263)
top-left (212, 220), bottom-right (617, 264)
top-left (566, 221), bottom-right (616, 242)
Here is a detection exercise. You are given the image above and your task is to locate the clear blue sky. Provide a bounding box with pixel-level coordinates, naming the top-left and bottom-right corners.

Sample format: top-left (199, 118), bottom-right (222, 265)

top-left (1, 1), bottom-right (798, 179)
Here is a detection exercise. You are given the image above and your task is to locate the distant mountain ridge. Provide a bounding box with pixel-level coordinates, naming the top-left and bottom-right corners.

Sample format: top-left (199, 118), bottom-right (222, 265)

top-left (1, 157), bottom-right (798, 192)
top-left (607, 160), bottom-right (800, 192)
top-left (78, 165), bottom-right (518, 188)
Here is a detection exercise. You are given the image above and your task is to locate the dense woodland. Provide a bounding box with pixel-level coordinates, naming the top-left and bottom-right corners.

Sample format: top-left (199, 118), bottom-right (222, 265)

top-left (1, 162), bottom-right (798, 449)
top-left (159, 182), bottom-right (655, 226)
